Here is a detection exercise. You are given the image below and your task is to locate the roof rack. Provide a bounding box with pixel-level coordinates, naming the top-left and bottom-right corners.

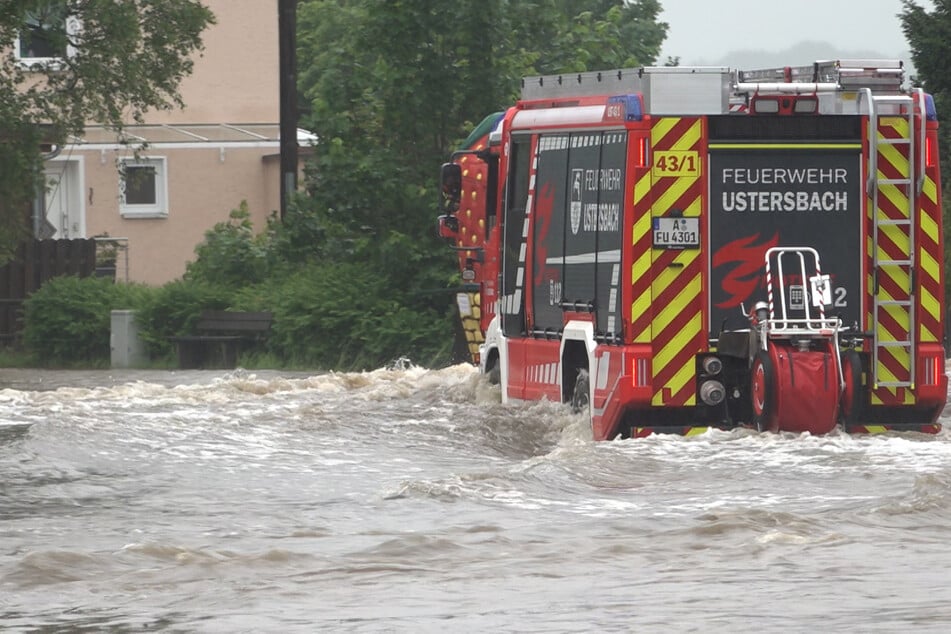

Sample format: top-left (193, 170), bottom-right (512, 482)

top-left (738, 59), bottom-right (904, 91)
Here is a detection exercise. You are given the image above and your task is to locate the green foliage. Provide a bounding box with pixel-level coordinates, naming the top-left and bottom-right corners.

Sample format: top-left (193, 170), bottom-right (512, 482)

top-left (22, 276), bottom-right (150, 364)
top-left (507, 0), bottom-right (668, 74)
top-left (264, 195), bottom-right (325, 266)
top-left (185, 201), bottom-right (270, 287)
top-left (258, 261), bottom-right (450, 370)
top-left (134, 279), bottom-right (235, 358)
top-left (0, 120), bottom-right (40, 261)
top-left (902, 1), bottom-right (951, 315)
top-left (21, 2), bottom-right (670, 370)
top-left (281, 1), bottom-right (669, 368)
top-left (0, 1), bottom-right (214, 264)
top-left (902, 0), bottom-right (951, 188)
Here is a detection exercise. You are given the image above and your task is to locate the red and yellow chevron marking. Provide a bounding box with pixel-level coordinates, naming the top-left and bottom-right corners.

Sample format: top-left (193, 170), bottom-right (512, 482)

top-left (869, 116), bottom-right (914, 405)
top-left (630, 169), bottom-right (653, 343)
top-left (632, 426), bottom-right (713, 438)
top-left (456, 292), bottom-right (484, 364)
top-left (630, 117), bottom-right (706, 407)
top-left (846, 424), bottom-right (942, 434)
top-left (918, 171), bottom-right (942, 344)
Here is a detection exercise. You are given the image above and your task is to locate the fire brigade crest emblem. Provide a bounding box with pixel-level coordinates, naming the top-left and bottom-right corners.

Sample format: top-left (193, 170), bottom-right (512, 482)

top-left (570, 169), bottom-right (583, 234)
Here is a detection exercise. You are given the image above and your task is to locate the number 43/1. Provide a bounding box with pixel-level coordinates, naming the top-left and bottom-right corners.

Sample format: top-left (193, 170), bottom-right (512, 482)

top-left (652, 151), bottom-right (700, 177)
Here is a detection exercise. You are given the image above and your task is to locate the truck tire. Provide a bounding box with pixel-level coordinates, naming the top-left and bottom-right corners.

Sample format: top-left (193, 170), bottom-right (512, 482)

top-left (750, 351), bottom-right (775, 432)
top-left (486, 363), bottom-right (500, 385)
top-left (571, 368), bottom-right (590, 414)
top-left (839, 350), bottom-right (864, 428)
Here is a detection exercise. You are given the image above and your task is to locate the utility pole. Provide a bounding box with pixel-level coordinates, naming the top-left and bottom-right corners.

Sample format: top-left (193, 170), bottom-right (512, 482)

top-left (278, 0), bottom-right (298, 220)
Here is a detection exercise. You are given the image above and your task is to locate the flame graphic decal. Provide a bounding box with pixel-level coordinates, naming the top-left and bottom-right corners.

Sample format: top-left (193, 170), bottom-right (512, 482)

top-left (533, 182), bottom-right (555, 288)
top-left (712, 233), bottom-right (779, 309)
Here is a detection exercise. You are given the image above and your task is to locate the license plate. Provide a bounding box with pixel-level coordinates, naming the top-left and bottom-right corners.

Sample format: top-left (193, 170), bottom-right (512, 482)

top-left (652, 217), bottom-right (700, 249)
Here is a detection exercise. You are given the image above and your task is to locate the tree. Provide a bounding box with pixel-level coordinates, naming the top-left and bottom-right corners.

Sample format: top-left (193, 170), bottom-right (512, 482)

top-left (901, 0), bottom-right (951, 186)
top-left (294, 0), bottom-right (668, 263)
top-left (509, 0), bottom-right (667, 74)
top-left (283, 1), bottom-right (668, 365)
top-left (901, 0), bottom-right (951, 313)
top-left (0, 0), bottom-right (215, 259)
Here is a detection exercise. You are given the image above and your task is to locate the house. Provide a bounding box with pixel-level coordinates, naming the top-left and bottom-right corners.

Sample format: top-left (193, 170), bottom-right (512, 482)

top-left (32, 0), bottom-right (308, 285)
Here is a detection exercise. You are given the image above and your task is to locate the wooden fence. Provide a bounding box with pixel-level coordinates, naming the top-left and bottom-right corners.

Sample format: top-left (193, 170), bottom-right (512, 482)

top-left (0, 239), bottom-right (97, 344)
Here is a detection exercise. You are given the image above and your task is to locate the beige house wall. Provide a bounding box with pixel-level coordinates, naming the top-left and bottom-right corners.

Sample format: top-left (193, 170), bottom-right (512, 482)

top-left (76, 144), bottom-right (280, 285)
top-left (143, 0), bottom-right (279, 125)
top-left (38, 0), bottom-right (296, 286)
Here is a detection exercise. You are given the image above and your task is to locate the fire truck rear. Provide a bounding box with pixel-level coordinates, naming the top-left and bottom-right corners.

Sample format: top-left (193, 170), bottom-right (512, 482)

top-left (439, 60), bottom-right (947, 440)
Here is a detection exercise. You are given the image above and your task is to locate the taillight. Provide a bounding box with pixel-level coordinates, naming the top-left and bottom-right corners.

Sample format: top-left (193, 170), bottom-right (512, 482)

top-left (636, 137), bottom-right (649, 168)
top-left (632, 357), bottom-right (649, 387)
top-left (923, 354), bottom-right (941, 386)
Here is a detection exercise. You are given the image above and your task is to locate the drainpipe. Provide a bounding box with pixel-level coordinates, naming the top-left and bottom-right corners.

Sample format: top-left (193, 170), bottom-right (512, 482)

top-left (278, 0), bottom-right (298, 220)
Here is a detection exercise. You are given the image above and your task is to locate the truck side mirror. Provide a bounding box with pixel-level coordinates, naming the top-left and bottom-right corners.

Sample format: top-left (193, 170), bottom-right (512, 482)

top-left (440, 162), bottom-right (462, 214)
top-left (438, 214), bottom-right (459, 239)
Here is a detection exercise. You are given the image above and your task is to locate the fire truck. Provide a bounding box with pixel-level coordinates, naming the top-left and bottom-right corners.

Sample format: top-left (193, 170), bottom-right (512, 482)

top-left (439, 60), bottom-right (947, 440)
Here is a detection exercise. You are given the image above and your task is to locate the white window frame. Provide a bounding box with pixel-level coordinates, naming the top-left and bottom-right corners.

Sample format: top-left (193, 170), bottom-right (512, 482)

top-left (119, 156), bottom-right (168, 219)
top-left (15, 10), bottom-right (80, 68)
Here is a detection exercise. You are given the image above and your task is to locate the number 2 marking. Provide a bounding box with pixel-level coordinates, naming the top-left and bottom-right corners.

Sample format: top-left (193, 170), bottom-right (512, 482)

top-left (834, 287), bottom-right (847, 308)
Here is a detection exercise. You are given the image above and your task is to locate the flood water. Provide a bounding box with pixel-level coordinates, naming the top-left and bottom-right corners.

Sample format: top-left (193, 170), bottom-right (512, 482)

top-left (2, 364), bottom-right (951, 632)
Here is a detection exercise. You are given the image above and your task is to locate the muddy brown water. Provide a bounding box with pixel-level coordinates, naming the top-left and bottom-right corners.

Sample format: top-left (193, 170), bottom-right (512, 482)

top-left (2, 365), bottom-right (951, 632)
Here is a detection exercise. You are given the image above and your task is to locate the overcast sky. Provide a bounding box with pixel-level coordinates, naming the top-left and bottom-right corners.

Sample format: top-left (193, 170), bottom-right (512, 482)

top-left (658, 0), bottom-right (934, 67)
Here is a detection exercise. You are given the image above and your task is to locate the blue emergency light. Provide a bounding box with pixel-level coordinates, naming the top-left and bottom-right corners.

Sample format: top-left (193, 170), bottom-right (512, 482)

top-left (605, 94), bottom-right (643, 122)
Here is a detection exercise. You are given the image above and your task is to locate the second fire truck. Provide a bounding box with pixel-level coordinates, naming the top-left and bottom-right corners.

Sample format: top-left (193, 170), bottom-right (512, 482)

top-left (439, 60), bottom-right (947, 440)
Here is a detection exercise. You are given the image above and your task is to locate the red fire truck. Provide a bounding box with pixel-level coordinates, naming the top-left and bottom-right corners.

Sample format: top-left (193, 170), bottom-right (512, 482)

top-left (439, 60), bottom-right (947, 440)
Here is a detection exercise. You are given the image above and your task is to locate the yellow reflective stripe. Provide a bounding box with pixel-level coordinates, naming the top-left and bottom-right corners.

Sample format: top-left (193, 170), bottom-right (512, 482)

top-left (878, 182), bottom-right (911, 217)
top-left (708, 143), bottom-right (862, 149)
top-left (631, 172), bottom-right (652, 343)
top-left (878, 147), bottom-right (910, 179)
top-left (881, 302), bottom-right (912, 335)
top-left (633, 171), bottom-right (652, 205)
top-left (923, 174), bottom-right (938, 205)
top-left (651, 274), bottom-right (702, 369)
top-left (921, 208), bottom-right (940, 246)
top-left (672, 120), bottom-right (702, 151)
top-left (919, 220), bottom-right (941, 342)
top-left (652, 302), bottom-right (701, 373)
top-left (876, 355), bottom-right (909, 383)
top-left (879, 116), bottom-right (909, 137)
top-left (878, 224), bottom-right (911, 256)
top-left (651, 117), bottom-right (680, 144)
top-left (666, 343), bottom-right (702, 406)
top-left (682, 194), bottom-right (702, 216)
top-left (655, 176), bottom-right (695, 213)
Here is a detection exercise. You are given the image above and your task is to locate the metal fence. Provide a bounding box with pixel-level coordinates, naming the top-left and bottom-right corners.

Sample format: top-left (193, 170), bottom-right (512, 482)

top-left (0, 239), bottom-right (98, 344)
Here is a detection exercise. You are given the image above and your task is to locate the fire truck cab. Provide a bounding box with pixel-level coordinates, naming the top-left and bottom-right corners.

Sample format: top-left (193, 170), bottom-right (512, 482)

top-left (440, 60), bottom-right (947, 440)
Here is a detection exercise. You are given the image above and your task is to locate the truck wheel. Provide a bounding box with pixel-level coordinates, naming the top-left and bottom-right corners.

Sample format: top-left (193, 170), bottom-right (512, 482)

top-left (486, 362), bottom-right (500, 385)
top-left (750, 351), bottom-right (775, 432)
top-left (571, 368), bottom-right (590, 414)
top-left (839, 350), bottom-right (864, 427)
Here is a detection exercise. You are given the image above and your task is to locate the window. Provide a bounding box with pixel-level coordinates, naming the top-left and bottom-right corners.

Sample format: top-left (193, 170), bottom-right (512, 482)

top-left (15, 4), bottom-right (78, 66)
top-left (119, 157), bottom-right (168, 218)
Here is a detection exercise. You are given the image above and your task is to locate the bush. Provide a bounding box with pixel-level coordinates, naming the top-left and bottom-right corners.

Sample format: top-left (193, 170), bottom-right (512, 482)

top-left (262, 261), bottom-right (450, 370)
top-left (18, 194), bottom-right (460, 369)
top-left (134, 279), bottom-right (237, 358)
top-left (184, 201), bottom-right (269, 288)
top-left (22, 276), bottom-right (151, 364)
